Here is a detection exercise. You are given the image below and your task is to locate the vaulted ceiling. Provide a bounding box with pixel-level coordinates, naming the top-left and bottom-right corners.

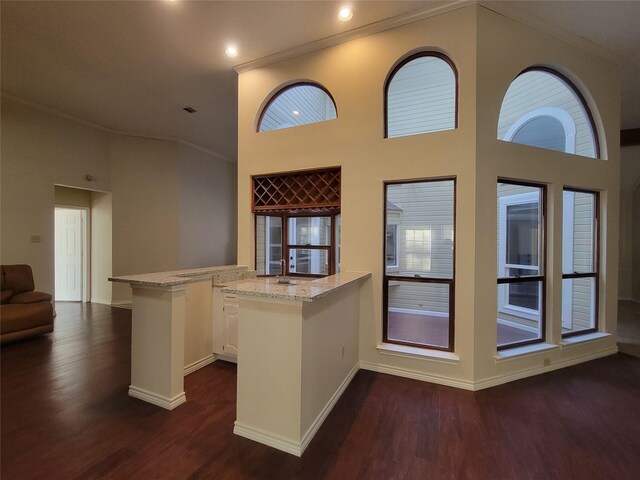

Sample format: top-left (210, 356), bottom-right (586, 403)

top-left (2, 1), bottom-right (639, 161)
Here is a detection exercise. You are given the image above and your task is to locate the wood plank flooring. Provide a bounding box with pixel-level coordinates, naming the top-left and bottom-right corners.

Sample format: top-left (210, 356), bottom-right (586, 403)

top-left (2, 302), bottom-right (640, 479)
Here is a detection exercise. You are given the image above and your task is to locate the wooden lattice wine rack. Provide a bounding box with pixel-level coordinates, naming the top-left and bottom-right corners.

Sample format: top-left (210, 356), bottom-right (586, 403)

top-left (252, 168), bottom-right (341, 213)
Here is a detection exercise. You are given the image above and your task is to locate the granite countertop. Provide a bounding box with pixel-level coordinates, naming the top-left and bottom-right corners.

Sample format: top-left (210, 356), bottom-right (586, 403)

top-left (220, 272), bottom-right (371, 302)
top-left (109, 265), bottom-right (251, 287)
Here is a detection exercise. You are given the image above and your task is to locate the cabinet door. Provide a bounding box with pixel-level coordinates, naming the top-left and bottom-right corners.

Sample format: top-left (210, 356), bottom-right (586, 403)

top-left (223, 295), bottom-right (239, 356)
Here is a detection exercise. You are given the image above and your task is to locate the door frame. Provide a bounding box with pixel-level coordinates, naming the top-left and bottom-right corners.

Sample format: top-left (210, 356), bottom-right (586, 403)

top-left (54, 205), bottom-right (90, 302)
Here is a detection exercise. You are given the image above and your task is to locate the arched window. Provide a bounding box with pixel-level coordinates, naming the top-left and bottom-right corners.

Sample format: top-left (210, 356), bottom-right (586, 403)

top-left (385, 52), bottom-right (457, 138)
top-left (498, 68), bottom-right (598, 158)
top-left (258, 82), bottom-right (337, 132)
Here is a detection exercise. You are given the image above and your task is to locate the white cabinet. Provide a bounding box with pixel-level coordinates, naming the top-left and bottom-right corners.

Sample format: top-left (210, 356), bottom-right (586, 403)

top-left (212, 287), bottom-right (239, 361)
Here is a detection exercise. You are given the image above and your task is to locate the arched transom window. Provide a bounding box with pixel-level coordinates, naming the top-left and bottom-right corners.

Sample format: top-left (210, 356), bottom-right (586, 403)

top-left (498, 68), bottom-right (599, 158)
top-left (258, 83), bottom-right (337, 132)
top-left (385, 52), bottom-right (457, 138)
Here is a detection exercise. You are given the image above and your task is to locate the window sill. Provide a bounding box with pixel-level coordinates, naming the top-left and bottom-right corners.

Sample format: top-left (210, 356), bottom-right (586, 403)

top-left (377, 343), bottom-right (459, 364)
top-left (561, 332), bottom-right (611, 347)
top-left (495, 343), bottom-right (560, 362)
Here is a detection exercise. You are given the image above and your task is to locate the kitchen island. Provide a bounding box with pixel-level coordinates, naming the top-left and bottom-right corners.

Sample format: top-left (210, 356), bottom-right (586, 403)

top-left (109, 265), bottom-right (255, 410)
top-left (222, 272), bottom-right (371, 456)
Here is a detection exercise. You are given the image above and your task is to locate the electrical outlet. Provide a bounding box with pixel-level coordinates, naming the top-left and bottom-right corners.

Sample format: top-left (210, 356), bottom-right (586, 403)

top-left (543, 357), bottom-right (551, 367)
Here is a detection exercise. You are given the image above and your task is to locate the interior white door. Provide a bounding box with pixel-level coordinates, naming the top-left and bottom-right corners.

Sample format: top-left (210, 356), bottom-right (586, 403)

top-left (55, 208), bottom-right (84, 301)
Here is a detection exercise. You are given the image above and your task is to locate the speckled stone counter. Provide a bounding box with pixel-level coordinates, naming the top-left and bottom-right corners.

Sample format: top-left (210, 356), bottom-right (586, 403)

top-left (109, 265), bottom-right (252, 287)
top-left (221, 272), bottom-right (371, 302)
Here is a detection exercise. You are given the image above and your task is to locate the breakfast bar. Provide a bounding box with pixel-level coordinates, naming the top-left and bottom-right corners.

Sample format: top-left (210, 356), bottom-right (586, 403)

top-left (223, 272), bottom-right (371, 456)
top-left (109, 265), bottom-right (254, 409)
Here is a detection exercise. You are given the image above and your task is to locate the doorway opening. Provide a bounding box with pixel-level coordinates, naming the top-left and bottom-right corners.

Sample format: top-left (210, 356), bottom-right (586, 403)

top-left (55, 207), bottom-right (89, 302)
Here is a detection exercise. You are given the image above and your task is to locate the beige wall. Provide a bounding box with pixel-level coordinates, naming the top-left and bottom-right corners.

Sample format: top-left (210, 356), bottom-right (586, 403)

top-left (178, 143), bottom-right (237, 269)
top-left (110, 135), bottom-right (182, 302)
top-left (91, 191), bottom-right (113, 305)
top-left (474, 6), bottom-right (620, 382)
top-left (239, 6), bottom-right (478, 384)
top-left (1, 96), bottom-right (110, 295)
top-left (110, 136), bottom-right (238, 304)
top-left (2, 95), bottom-right (238, 305)
top-left (237, 4), bottom-right (620, 388)
top-left (55, 185), bottom-right (92, 208)
top-left (619, 145), bottom-right (640, 300)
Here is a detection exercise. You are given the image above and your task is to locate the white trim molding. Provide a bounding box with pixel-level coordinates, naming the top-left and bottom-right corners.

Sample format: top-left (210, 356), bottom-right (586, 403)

top-left (184, 354), bottom-right (217, 376)
top-left (128, 386), bottom-right (186, 410)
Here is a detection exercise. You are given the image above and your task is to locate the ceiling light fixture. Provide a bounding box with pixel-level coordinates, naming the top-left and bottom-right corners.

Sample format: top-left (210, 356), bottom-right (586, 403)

top-left (292, 110), bottom-right (300, 116)
top-left (225, 46), bottom-right (238, 58)
top-left (338, 7), bottom-right (353, 22)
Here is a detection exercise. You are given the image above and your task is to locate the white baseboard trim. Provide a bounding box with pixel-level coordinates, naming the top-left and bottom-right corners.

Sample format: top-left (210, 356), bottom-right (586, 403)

top-left (497, 318), bottom-right (538, 333)
top-left (298, 363), bottom-right (359, 455)
top-left (389, 307), bottom-right (448, 317)
top-left (128, 385), bottom-right (186, 410)
top-left (111, 300), bottom-right (132, 309)
top-left (184, 354), bottom-right (217, 376)
top-left (362, 346), bottom-right (619, 391)
top-left (90, 298), bottom-right (112, 306)
top-left (359, 360), bottom-right (475, 391)
top-left (234, 422), bottom-right (303, 456)
top-left (473, 346), bottom-right (619, 390)
top-left (234, 363), bottom-right (359, 457)
top-left (214, 353), bottom-right (238, 364)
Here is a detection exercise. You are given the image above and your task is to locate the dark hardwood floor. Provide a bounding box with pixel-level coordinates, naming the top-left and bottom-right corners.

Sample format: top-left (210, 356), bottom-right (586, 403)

top-left (2, 302), bottom-right (640, 479)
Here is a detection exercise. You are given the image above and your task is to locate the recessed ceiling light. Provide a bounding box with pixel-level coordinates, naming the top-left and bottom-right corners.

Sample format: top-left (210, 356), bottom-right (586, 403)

top-left (338, 7), bottom-right (353, 22)
top-left (292, 110), bottom-right (300, 116)
top-left (225, 46), bottom-right (238, 58)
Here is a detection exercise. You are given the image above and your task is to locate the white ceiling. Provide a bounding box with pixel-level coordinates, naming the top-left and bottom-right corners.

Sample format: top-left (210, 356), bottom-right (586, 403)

top-left (2, 1), bottom-right (639, 162)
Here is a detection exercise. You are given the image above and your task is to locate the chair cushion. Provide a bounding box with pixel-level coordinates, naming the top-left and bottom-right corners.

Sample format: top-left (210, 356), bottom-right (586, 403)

top-left (10, 291), bottom-right (52, 304)
top-left (1, 289), bottom-right (13, 305)
top-left (0, 303), bottom-right (54, 334)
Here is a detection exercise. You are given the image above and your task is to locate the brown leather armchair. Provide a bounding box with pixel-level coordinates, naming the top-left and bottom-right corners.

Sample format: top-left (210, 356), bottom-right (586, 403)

top-left (1, 265), bottom-right (54, 344)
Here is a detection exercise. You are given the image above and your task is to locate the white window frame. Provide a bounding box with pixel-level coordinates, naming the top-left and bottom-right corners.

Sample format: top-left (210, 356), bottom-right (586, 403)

top-left (504, 107), bottom-right (577, 154)
top-left (498, 191), bottom-right (541, 321)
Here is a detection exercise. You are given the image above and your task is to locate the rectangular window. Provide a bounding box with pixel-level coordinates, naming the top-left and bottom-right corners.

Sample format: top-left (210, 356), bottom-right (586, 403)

top-left (383, 178), bottom-right (455, 351)
top-left (562, 189), bottom-right (598, 337)
top-left (497, 181), bottom-right (546, 350)
top-left (255, 214), bottom-right (338, 277)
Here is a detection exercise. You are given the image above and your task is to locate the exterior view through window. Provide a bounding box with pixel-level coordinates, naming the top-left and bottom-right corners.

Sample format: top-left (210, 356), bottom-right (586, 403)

top-left (497, 68), bottom-right (598, 158)
top-left (383, 179), bottom-right (455, 351)
top-left (256, 214), bottom-right (339, 277)
top-left (385, 53), bottom-right (457, 138)
top-left (497, 181), bottom-right (546, 349)
top-left (258, 83), bottom-right (337, 132)
top-left (562, 189), bottom-right (598, 336)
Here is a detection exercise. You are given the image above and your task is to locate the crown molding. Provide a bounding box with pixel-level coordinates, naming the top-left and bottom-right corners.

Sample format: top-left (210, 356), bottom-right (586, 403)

top-left (235, 0), bottom-right (627, 75)
top-left (2, 91), bottom-right (111, 132)
top-left (234, 0), bottom-right (474, 74)
top-left (1, 91), bottom-right (233, 163)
